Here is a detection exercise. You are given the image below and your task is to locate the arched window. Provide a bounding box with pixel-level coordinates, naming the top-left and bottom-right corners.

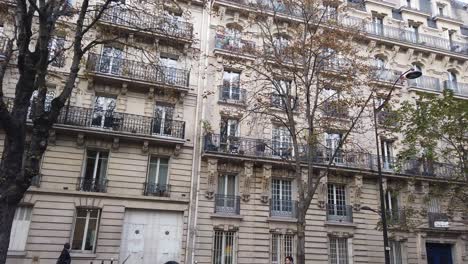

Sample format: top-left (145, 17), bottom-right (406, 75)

top-left (375, 57), bottom-right (385, 69)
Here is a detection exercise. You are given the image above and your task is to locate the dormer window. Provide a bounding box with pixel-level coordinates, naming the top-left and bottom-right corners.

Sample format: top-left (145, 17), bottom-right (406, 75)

top-left (437, 4), bottom-right (445, 16)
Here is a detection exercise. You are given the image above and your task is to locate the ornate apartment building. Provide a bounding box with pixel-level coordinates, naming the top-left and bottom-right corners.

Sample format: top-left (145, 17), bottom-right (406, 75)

top-left (1, 0), bottom-right (467, 264)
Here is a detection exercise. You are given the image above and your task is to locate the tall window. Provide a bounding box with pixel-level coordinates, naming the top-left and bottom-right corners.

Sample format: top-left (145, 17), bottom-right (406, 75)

top-left (216, 175), bottom-right (238, 213)
top-left (272, 126), bottom-right (292, 157)
top-left (160, 56), bottom-right (179, 84)
top-left (389, 240), bottom-right (403, 264)
top-left (327, 184), bottom-right (349, 221)
top-left (408, 24), bottom-right (419, 43)
top-left (146, 157), bottom-right (169, 196)
top-left (91, 96), bottom-right (116, 129)
top-left (325, 5), bottom-right (338, 19)
top-left (99, 46), bottom-right (123, 75)
top-left (271, 179), bottom-right (293, 216)
top-left (271, 234), bottom-right (295, 264)
top-left (386, 190), bottom-right (400, 223)
top-left (225, 28), bottom-right (242, 49)
top-left (81, 150), bottom-right (108, 192)
top-left (381, 140), bottom-right (394, 170)
top-left (153, 104), bottom-right (175, 136)
top-left (437, 4), bottom-right (445, 16)
top-left (329, 237), bottom-right (349, 264)
top-left (220, 118), bottom-right (239, 153)
top-left (213, 231), bottom-right (236, 264)
top-left (273, 35), bottom-right (289, 52)
top-left (8, 206), bottom-right (32, 251)
top-left (272, 79), bottom-right (293, 109)
top-left (325, 132), bottom-right (343, 163)
top-left (49, 36), bottom-right (65, 67)
top-left (372, 16), bottom-right (384, 36)
top-left (72, 208), bottom-right (100, 252)
top-left (222, 70), bottom-right (241, 101)
top-left (447, 71), bottom-right (458, 90)
top-left (406, 0), bottom-right (411, 8)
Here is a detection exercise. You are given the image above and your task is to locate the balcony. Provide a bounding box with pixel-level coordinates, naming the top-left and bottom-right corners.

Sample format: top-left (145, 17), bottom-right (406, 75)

top-left (270, 199), bottom-right (297, 218)
top-left (77, 177), bottom-right (108, 193)
top-left (386, 209), bottom-right (406, 226)
top-left (372, 69), bottom-right (403, 84)
top-left (216, 0), bottom-right (301, 17)
top-left (100, 6), bottom-right (193, 42)
top-left (407, 76), bottom-right (441, 92)
top-left (203, 134), bottom-right (461, 179)
top-left (326, 204), bottom-right (353, 223)
top-left (215, 34), bottom-right (256, 56)
top-left (322, 101), bottom-right (348, 119)
top-left (428, 212), bottom-right (449, 228)
top-left (215, 194), bottom-right (241, 215)
top-left (364, 22), bottom-right (468, 56)
top-left (144, 183), bottom-right (170, 197)
top-left (443, 81), bottom-right (468, 97)
top-left (86, 53), bottom-right (190, 90)
top-left (218, 85), bottom-right (247, 105)
top-left (56, 105), bottom-right (185, 140)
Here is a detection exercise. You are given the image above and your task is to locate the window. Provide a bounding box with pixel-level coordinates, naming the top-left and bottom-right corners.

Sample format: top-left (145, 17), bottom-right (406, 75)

top-left (160, 56), bottom-right (179, 84)
top-left (408, 24), bottom-right (419, 43)
top-left (225, 28), bottom-right (242, 49)
top-left (272, 126), bottom-right (292, 157)
top-left (273, 35), bottom-right (289, 51)
top-left (81, 150), bottom-right (108, 192)
top-left (272, 79), bottom-right (294, 109)
top-left (406, 0), bottom-right (411, 8)
top-left (271, 179), bottom-right (293, 217)
top-left (72, 208), bottom-right (100, 252)
top-left (446, 71), bottom-right (458, 90)
top-left (91, 96), bottom-right (116, 129)
top-left (216, 175), bottom-right (238, 214)
top-left (153, 104), bottom-right (175, 136)
top-left (271, 234), bottom-right (295, 264)
top-left (8, 206), bottom-right (32, 251)
top-left (29, 90), bottom-right (56, 118)
top-left (327, 184), bottom-right (350, 221)
top-left (386, 190), bottom-right (400, 223)
top-left (389, 240), bottom-right (403, 264)
top-left (325, 5), bottom-right (338, 19)
top-left (222, 70), bottom-right (241, 101)
top-left (329, 237), bottom-right (349, 264)
top-left (49, 36), bottom-right (65, 67)
top-left (381, 139), bottom-right (394, 170)
top-left (220, 118), bottom-right (239, 153)
top-left (325, 132), bottom-right (343, 163)
top-left (213, 231), bottom-right (236, 264)
top-left (437, 4), bottom-right (445, 16)
top-left (99, 46), bottom-right (123, 75)
top-left (146, 157), bottom-right (169, 196)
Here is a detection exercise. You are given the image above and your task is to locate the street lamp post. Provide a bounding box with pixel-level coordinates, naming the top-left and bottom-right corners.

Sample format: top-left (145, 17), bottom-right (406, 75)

top-left (372, 68), bottom-right (422, 264)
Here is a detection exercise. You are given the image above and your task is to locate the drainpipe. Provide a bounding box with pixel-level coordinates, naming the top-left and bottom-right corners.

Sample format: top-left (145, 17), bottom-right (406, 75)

top-left (186, 1), bottom-right (213, 263)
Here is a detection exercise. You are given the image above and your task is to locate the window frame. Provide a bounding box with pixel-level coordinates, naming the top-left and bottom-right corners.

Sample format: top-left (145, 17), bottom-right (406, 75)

top-left (8, 206), bottom-right (33, 251)
top-left (146, 156), bottom-right (170, 186)
top-left (212, 230), bottom-right (237, 264)
top-left (81, 149), bottom-right (109, 192)
top-left (271, 233), bottom-right (295, 264)
top-left (329, 236), bottom-right (349, 264)
top-left (71, 208), bottom-right (101, 252)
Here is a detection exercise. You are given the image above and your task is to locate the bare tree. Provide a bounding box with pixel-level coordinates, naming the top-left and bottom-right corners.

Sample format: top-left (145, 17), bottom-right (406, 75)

top-left (208, 0), bottom-right (385, 262)
top-left (0, 0), bottom-right (194, 261)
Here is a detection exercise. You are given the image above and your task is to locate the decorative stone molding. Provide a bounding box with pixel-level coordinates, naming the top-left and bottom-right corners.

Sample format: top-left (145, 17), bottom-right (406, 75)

top-left (242, 162), bottom-right (254, 202)
top-left (120, 83), bottom-right (128, 95)
top-left (218, 7), bottom-right (226, 20)
top-left (317, 173), bottom-right (328, 208)
top-left (327, 231), bottom-right (354, 238)
top-left (206, 159), bottom-right (218, 199)
top-left (352, 175), bottom-right (363, 211)
top-left (261, 164), bottom-right (272, 203)
top-left (174, 144), bottom-right (182, 157)
top-left (76, 133), bottom-right (85, 147)
top-left (142, 141), bottom-right (149, 153)
top-left (112, 137), bottom-right (119, 151)
top-left (147, 87), bottom-right (155, 100)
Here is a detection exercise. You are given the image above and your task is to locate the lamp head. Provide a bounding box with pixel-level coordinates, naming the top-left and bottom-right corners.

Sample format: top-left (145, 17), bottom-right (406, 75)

top-left (405, 69), bottom-right (422, 79)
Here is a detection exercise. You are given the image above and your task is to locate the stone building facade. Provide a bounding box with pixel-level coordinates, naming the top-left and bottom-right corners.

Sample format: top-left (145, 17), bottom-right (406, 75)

top-left (1, 0), bottom-right (467, 264)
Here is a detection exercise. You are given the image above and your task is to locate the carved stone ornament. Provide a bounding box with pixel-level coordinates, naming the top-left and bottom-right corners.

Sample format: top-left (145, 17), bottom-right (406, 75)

top-left (112, 137), bottom-right (120, 150)
top-left (142, 141), bottom-right (149, 153)
top-left (76, 133), bottom-right (85, 147)
top-left (261, 164), bottom-right (272, 203)
top-left (353, 175), bottom-right (363, 211)
top-left (174, 144), bottom-right (182, 157)
top-left (206, 159), bottom-right (218, 199)
top-left (242, 162), bottom-right (254, 202)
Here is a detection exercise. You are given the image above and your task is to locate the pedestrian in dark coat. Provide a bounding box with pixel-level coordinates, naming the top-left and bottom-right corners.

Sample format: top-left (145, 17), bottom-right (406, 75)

top-left (56, 243), bottom-right (71, 264)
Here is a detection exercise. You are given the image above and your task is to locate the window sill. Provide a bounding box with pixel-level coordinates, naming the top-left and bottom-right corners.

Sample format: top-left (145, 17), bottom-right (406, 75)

top-left (211, 213), bottom-right (243, 220)
top-left (7, 251), bottom-right (27, 257)
top-left (267, 217), bottom-right (298, 223)
top-left (325, 221), bottom-right (357, 228)
top-left (70, 252), bottom-right (97, 259)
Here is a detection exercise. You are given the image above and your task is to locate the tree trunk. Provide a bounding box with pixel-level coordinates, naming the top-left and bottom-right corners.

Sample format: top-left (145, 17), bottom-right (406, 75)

top-left (0, 201), bottom-right (17, 264)
top-left (296, 202), bottom-right (307, 264)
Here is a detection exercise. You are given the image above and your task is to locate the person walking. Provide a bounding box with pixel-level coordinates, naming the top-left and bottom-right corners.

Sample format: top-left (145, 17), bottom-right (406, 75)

top-left (285, 256), bottom-right (294, 264)
top-left (56, 243), bottom-right (71, 264)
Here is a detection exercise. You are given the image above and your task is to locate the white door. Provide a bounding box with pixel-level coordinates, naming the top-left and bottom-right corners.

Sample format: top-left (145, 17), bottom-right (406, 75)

top-left (120, 210), bottom-right (183, 264)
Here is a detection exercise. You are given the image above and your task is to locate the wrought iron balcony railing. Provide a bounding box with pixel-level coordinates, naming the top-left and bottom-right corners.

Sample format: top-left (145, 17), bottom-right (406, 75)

top-left (407, 76), bottom-right (441, 92)
top-left (215, 34), bottom-right (256, 55)
top-left (77, 177), bottom-right (108, 193)
top-left (372, 69), bottom-right (403, 84)
top-left (215, 194), bottom-right (241, 215)
top-left (270, 199), bottom-right (297, 218)
top-left (203, 134), bottom-right (462, 179)
top-left (57, 105), bottom-right (185, 139)
top-left (326, 204), bottom-right (353, 223)
top-left (144, 183), bottom-right (170, 197)
top-left (428, 212), bottom-right (449, 228)
top-left (322, 102), bottom-right (348, 119)
top-left (100, 6), bottom-right (193, 40)
top-left (218, 85), bottom-right (247, 105)
top-left (443, 81), bottom-right (468, 97)
top-left (86, 53), bottom-right (190, 88)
